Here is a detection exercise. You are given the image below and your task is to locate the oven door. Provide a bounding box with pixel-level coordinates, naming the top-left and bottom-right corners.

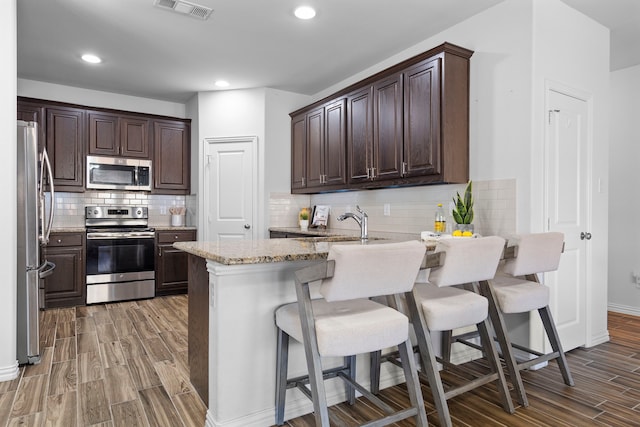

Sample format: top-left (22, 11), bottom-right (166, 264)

top-left (86, 232), bottom-right (156, 303)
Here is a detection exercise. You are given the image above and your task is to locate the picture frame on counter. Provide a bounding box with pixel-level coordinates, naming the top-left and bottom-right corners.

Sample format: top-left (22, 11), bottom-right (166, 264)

top-left (311, 205), bottom-right (330, 228)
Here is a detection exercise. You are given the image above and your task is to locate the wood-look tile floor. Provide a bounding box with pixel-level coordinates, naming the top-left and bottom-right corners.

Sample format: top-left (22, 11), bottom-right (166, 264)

top-left (0, 295), bottom-right (206, 427)
top-left (283, 311), bottom-right (640, 426)
top-left (2, 301), bottom-right (640, 427)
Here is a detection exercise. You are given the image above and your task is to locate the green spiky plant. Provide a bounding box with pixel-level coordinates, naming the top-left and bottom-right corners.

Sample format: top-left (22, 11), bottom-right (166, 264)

top-left (452, 181), bottom-right (474, 224)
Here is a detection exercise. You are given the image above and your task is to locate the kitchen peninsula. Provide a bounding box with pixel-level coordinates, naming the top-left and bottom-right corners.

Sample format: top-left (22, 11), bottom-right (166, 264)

top-left (175, 233), bottom-right (424, 427)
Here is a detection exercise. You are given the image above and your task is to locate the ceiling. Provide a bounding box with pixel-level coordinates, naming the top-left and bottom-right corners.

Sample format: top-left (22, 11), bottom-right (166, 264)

top-left (16, 0), bottom-right (640, 104)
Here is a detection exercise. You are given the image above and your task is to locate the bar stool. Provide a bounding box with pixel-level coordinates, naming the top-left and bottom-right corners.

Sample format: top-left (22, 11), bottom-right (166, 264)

top-left (476, 232), bottom-right (574, 407)
top-left (274, 241), bottom-right (428, 426)
top-left (372, 236), bottom-right (514, 427)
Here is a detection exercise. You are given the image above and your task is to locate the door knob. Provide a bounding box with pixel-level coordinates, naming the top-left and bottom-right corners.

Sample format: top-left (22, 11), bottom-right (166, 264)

top-left (244, 224), bottom-right (251, 229)
top-left (580, 232), bottom-right (592, 240)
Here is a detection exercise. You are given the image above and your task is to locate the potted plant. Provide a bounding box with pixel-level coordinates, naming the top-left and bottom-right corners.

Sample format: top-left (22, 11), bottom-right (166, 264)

top-left (299, 209), bottom-right (310, 231)
top-left (452, 181), bottom-right (474, 236)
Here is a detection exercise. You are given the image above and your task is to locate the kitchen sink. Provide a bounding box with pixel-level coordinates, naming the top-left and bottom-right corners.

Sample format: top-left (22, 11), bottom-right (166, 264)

top-left (293, 235), bottom-right (383, 242)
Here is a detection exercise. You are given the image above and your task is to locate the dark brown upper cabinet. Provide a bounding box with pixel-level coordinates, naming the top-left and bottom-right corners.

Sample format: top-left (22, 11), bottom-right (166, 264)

top-left (291, 99), bottom-right (347, 193)
top-left (18, 97), bottom-right (190, 195)
top-left (88, 111), bottom-right (151, 159)
top-left (291, 42), bottom-right (472, 193)
top-left (17, 100), bottom-right (45, 151)
top-left (46, 106), bottom-right (85, 192)
top-left (153, 119), bottom-right (190, 194)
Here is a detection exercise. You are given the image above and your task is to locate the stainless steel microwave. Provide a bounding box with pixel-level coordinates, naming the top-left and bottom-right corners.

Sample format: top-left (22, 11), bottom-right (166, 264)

top-left (86, 156), bottom-right (152, 191)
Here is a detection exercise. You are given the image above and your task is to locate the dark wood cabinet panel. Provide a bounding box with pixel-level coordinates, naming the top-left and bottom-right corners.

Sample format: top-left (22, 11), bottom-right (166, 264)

top-left (17, 101), bottom-right (45, 151)
top-left (305, 107), bottom-right (324, 188)
top-left (373, 73), bottom-right (403, 181)
top-left (155, 230), bottom-right (196, 296)
top-left (43, 232), bottom-right (85, 308)
top-left (403, 58), bottom-right (441, 178)
top-left (88, 112), bottom-right (119, 156)
top-left (291, 114), bottom-right (307, 190)
top-left (153, 120), bottom-right (190, 194)
top-left (46, 107), bottom-right (85, 191)
top-left (120, 116), bottom-right (150, 158)
top-left (88, 112), bottom-right (150, 158)
top-left (347, 87), bottom-right (373, 184)
top-left (323, 99), bottom-right (347, 186)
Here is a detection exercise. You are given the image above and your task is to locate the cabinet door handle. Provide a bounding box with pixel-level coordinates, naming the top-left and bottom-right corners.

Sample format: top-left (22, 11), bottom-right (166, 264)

top-left (402, 162), bottom-right (408, 176)
top-left (301, 177), bottom-right (305, 186)
top-left (370, 167), bottom-right (376, 179)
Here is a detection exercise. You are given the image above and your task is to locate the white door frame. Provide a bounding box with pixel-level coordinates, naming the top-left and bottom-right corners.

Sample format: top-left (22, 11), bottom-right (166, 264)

top-left (199, 136), bottom-right (260, 242)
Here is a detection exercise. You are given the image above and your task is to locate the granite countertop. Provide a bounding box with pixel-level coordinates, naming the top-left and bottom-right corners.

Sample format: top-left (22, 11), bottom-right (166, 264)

top-left (175, 229), bottom-right (429, 265)
top-left (50, 226), bottom-right (196, 233)
top-left (153, 226), bottom-right (197, 231)
top-left (51, 227), bottom-right (87, 233)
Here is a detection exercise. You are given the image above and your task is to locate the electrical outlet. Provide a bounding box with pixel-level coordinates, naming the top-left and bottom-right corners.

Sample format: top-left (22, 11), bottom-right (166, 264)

top-left (384, 203), bottom-right (390, 216)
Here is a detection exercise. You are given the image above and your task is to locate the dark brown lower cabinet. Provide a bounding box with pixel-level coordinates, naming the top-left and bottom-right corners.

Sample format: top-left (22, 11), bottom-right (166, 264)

top-left (155, 230), bottom-right (197, 296)
top-left (43, 232), bottom-right (86, 308)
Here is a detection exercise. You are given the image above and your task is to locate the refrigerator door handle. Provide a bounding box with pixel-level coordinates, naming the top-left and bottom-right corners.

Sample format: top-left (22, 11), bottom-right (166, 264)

top-left (37, 260), bottom-right (56, 279)
top-left (39, 149), bottom-right (55, 245)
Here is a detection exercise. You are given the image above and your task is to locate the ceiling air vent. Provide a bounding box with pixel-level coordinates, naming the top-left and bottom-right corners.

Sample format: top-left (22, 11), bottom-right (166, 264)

top-left (153, 0), bottom-right (213, 20)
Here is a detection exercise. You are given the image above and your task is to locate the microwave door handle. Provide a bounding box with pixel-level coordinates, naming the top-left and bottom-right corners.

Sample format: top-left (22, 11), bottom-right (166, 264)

top-left (134, 168), bottom-right (139, 186)
top-left (39, 149), bottom-right (55, 245)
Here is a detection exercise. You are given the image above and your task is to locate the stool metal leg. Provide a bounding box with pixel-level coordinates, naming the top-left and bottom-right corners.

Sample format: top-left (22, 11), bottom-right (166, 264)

top-left (406, 289), bottom-right (452, 427)
top-left (369, 350), bottom-right (382, 394)
top-left (398, 339), bottom-right (428, 426)
top-left (476, 317), bottom-right (515, 414)
top-left (275, 328), bottom-right (289, 425)
top-left (346, 355), bottom-right (356, 405)
top-left (479, 280), bottom-right (529, 407)
top-left (539, 306), bottom-right (575, 386)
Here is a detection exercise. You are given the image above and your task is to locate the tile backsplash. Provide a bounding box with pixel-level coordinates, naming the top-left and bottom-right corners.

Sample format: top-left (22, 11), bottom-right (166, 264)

top-left (50, 191), bottom-right (194, 228)
top-left (269, 179), bottom-right (516, 238)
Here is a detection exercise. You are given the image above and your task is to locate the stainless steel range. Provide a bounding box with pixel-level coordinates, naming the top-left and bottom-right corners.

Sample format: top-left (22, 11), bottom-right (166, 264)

top-left (85, 206), bottom-right (155, 304)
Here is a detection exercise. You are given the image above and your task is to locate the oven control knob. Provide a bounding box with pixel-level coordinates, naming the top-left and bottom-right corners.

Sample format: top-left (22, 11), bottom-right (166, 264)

top-left (93, 209), bottom-right (98, 215)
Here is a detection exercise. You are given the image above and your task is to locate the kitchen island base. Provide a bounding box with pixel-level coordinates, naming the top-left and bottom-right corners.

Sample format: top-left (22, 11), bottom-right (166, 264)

top-left (188, 257), bottom-right (409, 427)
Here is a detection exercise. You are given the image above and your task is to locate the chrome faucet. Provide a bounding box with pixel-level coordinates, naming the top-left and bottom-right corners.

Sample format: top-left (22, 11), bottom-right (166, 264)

top-left (337, 205), bottom-right (368, 240)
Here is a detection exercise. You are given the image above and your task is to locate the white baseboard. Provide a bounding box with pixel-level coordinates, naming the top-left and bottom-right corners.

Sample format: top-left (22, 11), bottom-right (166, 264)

top-left (0, 360), bottom-right (19, 383)
top-left (608, 303), bottom-right (640, 317)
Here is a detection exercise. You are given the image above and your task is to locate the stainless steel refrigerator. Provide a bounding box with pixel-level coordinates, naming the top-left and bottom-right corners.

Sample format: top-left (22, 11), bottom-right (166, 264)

top-left (17, 120), bottom-right (56, 364)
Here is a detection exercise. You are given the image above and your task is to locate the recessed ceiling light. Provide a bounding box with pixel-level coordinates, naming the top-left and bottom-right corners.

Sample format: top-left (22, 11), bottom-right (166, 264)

top-left (294, 6), bottom-right (316, 20)
top-left (215, 80), bottom-right (230, 88)
top-left (81, 54), bottom-right (102, 64)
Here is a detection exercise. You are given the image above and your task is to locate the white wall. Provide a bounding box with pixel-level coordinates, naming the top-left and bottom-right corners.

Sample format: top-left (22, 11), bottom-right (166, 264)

top-left (193, 88), bottom-right (309, 238)
top-left (17, 79), bottom-right (186, 118)
top-left (312, 0), bottom-right (534, 232)
top-left (609, 64), bottom-right (640, 314)
top-left (0, 0), bottom-right (19, 382)
top-left (531, 0), bottom-right (610, 347)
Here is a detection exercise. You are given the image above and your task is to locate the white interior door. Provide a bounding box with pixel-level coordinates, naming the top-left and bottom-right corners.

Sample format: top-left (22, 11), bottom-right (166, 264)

top-left (544, 88), bottom-right (589, 351)
top-left (203, 137), bottom-right (257, 242)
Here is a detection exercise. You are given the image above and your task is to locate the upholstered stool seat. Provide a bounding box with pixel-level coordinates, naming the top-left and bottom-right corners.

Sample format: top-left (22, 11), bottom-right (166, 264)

top-left (491, 273), bottom-right (550, 313)
top-left (414, 284), bottom-right (488, 331)
top-left (276, 298), bottom-right (409, 357)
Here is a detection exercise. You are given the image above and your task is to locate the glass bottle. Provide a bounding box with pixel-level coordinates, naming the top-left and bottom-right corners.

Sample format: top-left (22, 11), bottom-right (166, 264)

top-left (434, 203), bottom-right (446, 234)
